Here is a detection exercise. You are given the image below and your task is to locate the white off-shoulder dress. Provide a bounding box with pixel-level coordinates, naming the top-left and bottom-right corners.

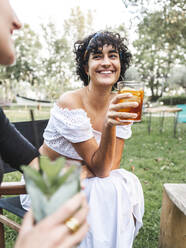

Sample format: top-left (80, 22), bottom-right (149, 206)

top-left (21, 104), bottom-right (144, 248)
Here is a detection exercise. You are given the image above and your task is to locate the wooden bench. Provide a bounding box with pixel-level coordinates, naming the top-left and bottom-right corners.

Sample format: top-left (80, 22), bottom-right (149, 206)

top-left (159, 184), bottom-right (186, 248)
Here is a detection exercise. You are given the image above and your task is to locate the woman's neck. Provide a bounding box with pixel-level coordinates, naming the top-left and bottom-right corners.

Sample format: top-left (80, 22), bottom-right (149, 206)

top-left (85, 84), bottom-right (112, 111)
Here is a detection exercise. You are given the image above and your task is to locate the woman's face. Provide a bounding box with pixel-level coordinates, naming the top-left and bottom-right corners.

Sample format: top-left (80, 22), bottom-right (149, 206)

top-left (0, 0), bottom-right (21, 65)
top-left (87, 44), bottom-right (121, 88)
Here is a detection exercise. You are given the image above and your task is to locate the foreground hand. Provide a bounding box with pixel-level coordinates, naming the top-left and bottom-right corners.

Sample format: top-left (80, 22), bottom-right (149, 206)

top-left (15, 192), bottom-right (89, 248)
top-left (106, 93), bottom-right (139, 126)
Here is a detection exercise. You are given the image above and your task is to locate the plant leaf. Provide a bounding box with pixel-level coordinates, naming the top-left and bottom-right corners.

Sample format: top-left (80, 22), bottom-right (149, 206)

top-left (25, 179), bottom-right (48, 222)
top-left (22, 166), bottom-right (48, 194)
top-left (40, 156), bottom-right (66, 185)
top-left (22, 156), bottom-right (81, 222)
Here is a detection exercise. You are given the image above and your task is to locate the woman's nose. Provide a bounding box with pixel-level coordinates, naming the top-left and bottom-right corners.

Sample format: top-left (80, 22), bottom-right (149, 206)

top-left (12, 11), bottom-right (22, 30)
top-left (101, 56), bottom-right (111, 66)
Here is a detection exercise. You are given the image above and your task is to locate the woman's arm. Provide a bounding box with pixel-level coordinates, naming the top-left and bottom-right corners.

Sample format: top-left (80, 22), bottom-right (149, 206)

top-left (72, 124), bottom-right (115, 177)
top-left (39, 92), bottom-right (136, 178)
top-left (39, 142), bottom-right (61, 161)
top-left (111, 138), bottom-right (125, 170)
top-left (80, 137), bottom-right (124, 179)
top-left (61, 93), bottom-right (137, 178)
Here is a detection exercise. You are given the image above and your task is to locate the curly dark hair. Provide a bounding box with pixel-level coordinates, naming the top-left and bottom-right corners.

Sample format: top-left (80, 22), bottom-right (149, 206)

top-left (74, 31), bottom-right (132, 89)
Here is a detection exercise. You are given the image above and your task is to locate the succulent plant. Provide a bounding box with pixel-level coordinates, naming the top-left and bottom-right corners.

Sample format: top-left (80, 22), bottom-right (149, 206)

top-left (22, 156), bottom-right (81, 222)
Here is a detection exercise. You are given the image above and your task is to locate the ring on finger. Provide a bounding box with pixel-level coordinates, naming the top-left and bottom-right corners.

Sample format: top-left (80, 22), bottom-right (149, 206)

top-left (65, 217), bottom-right (80, 233)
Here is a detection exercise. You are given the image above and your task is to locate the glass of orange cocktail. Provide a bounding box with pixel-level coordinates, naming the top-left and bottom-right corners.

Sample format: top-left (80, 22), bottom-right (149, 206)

top-left (117, 81), bottom-right (144, 122)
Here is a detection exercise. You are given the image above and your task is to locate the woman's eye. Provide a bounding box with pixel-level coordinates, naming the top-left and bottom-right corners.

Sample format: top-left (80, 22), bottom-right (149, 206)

top-left (93, 55), bottom-right (102, 59)
top-left (110, 54), bottom-right (118, 58)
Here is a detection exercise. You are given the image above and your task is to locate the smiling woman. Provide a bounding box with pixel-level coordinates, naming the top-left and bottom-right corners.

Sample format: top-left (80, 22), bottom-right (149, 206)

top-left (84, 44), bottom-right (121, 89)
top-left (74, 31), bottom-right (132, 90)
top-left (33, 31), bottom-right (144, 248)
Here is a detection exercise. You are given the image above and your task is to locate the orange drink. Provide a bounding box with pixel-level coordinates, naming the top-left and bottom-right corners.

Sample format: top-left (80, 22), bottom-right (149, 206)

top-left (117, 81), bottom-right (144, 122)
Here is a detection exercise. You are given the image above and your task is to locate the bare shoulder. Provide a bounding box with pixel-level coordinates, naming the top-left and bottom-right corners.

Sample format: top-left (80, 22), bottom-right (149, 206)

top-left (57, 89), bottom-right (83, 109)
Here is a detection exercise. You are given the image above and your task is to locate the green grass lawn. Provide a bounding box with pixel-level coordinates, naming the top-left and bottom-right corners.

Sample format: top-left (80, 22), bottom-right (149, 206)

top-left (123, 117), bottom-right (186, 248)
top-left (4, 107), bottom-right (51, 122)
top-left (2, 109), bottom-right (186, 248)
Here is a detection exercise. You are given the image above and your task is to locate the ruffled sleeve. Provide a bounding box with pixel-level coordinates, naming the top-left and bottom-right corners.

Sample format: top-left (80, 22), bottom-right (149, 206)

top-left (43, 104), bottom-right (132, 160)
top-left (116, 124), bottom-right (132, 140)
top-left (48, 104), bottom-right (94, 143)
top-left (43, 104), bottom-right (94, 160)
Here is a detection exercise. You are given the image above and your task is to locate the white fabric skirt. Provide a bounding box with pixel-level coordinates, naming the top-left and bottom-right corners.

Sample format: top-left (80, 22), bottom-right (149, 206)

top-left (20, 168), bottom-right (144, 248)
top-left (78, 169), bottom-right (144, 248)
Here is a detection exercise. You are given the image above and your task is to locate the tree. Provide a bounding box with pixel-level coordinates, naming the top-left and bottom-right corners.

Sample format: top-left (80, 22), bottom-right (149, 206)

top-left (125, 67), bottom-right (141, 81)
top-left (39, 22), bottom-right (72, 100)
top-left (0, 7), bottom-right (95, 102)
top-left (11, 24), bottom-right (42, 82)
top-left (0, 24), bottom-right (41, 101)
top-left (62, 6), bottom-right (94, 88)
top-left (123, 0), bottom-right (185, 12)
top-left (123, 0), bottom-right (186, 100)
top-left (168, 65), bottom-right (186, 90)
top-left (40, 7), bottom-right (95, 99)
top-left (64, 6), bottom-right (94, 45)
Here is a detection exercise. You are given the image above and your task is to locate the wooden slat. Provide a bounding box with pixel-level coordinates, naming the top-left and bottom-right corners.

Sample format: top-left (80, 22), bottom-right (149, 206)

top-left (0, 214), bottom-right (20, 232)
top-left (159, 186), bottom-right (186, 248)
top-left (164, 183), bottom-right (186, 216)
top-left (0, 182), bottom-right (26, 195)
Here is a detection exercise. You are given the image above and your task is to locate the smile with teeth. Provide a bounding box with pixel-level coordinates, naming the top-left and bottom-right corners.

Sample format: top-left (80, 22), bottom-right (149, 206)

top-left (99, 70), bottom-right (114, 74)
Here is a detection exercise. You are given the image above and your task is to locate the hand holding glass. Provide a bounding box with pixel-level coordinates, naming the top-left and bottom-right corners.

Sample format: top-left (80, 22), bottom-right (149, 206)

top-left (117, 81), bottom-right (144, 122)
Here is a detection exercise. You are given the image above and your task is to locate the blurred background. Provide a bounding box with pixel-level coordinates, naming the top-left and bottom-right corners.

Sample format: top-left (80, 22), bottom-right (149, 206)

top-left (1, 0), bottom-right (185, 106)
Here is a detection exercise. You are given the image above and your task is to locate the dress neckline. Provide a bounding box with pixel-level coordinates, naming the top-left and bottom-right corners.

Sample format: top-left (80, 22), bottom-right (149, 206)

top-left (54, 103), bottom-right (102, 134)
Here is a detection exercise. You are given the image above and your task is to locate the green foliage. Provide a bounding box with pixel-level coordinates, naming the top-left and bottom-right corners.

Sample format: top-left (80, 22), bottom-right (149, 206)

top-left (64, 6), bottom-right (94, 45)
top-left (39, 6), bottom-right (94, 98)
top-left (168, 65), bottom-right (186, 89)
top-left (121, 116), bottom-right (186, 248)
top-left (39, 22), bottom-right (72, 99)
top-left (158, 95), bottom-right (186, 105)
top-left (5, 24), bottom-right (42, 84)
top-left (133, 8), bottom-right (185, 99)
top-left (4, 107), bottom-right (50, 122)
top-left (123, 0), bottom-right (186, 100)
top-left (4, 211), bottom-right (21, 248)
top-left (124, 0), bottom-right (185, 11)
top-left (0, 7), bottom-right (95, 102)
top-left (22, 156), bottom-right (81, 222)
top-left (0, 24), bottom-right (42, 101)
top-left (22, 166), bottom-right (47, 195)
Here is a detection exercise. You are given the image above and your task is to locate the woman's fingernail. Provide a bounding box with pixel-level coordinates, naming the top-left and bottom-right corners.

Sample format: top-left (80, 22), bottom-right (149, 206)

top-left (133, 102), bottom-right (139, 107)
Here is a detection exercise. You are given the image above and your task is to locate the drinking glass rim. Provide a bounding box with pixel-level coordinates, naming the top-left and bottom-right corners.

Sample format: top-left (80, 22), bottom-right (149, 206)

top-left (117, 81), bottom-right (144, 91)
top-left (117, 80), bottom-right (144, 85)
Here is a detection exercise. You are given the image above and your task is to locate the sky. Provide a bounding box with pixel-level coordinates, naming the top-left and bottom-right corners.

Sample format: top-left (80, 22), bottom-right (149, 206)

top-left (11, 0), bottom-right (136, 40)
